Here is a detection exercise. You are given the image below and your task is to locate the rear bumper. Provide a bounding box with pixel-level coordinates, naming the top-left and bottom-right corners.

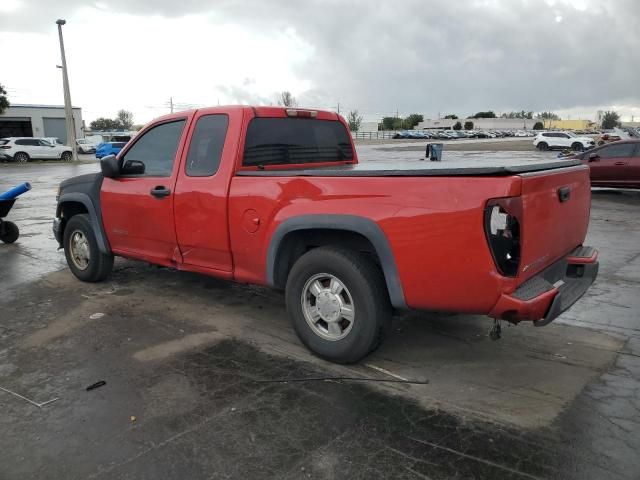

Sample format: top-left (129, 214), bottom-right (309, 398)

top-left (489, 246), bottom-right (598, 325)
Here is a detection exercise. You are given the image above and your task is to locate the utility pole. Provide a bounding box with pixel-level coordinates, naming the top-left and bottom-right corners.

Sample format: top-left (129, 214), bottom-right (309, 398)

top-left (56, 19), bottom-right (78, 160)
top-left (169, 97), bottom-right (174, 113)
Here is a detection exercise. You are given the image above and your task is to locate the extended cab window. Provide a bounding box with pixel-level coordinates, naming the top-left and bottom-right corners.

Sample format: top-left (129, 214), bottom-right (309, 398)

top-left (121, 120), bottom-right (185, 176)
top-left (243, 118), bottom-right (353, 167)
top-left (186, 114), bottom-right (228, 176)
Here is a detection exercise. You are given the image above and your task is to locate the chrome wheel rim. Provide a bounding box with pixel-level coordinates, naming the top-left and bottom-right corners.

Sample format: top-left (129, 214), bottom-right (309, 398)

top-left (301, 273), bottom-right (355, 341)
top-left (16, 153), bottom-right (27, 163)
top-left (69, 230), bottom-right (90, 270)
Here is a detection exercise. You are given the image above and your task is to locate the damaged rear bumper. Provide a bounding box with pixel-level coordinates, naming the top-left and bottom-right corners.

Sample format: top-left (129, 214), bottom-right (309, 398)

top-left (489, 246), bottom-right (598, 325)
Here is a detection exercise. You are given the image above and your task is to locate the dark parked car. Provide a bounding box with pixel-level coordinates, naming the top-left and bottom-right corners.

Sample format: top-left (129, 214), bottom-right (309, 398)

top-left (574, 140), bottom-right (640, 189)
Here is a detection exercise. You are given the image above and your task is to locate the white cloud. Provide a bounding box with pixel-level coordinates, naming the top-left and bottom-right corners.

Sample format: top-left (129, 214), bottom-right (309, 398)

top-left (1, 0), bottom-right (639, 125)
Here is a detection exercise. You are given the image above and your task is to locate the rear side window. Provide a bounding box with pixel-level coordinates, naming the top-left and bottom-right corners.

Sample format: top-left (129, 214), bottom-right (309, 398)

top-left (0, 139), bottom-right (8, 145)
top-left (243, 118), bottom-right (353, 167)
top-left (599, 143), bottom-right (636, 158)
top-left (112, 142), bottom-right (127, 148)
top-left (15, 139), bottom-right (31, 145)
top-left (121, 120), bottom-right (185, 176)
top-left (186, 114), bottom-right (228, 176)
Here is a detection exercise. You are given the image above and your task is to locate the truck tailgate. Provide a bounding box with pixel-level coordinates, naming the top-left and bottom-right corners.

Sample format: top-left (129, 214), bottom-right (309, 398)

top-left (518, 165), bottom-right (591, 282)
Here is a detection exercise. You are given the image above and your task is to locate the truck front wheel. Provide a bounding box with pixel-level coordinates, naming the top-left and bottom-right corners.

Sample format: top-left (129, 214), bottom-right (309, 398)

top-left (285, 246), bottom-right (392, 364)
top-left (63, 214), bottom-right (113, 282)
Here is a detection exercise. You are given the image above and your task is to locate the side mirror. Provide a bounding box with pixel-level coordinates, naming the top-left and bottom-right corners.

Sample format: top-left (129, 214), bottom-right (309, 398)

top-left (100, 155), bottom-right (120, 178)
top-left (121, 159), bottom-right (145, 175)
top-left (588, 153), bottom-right (600, 162)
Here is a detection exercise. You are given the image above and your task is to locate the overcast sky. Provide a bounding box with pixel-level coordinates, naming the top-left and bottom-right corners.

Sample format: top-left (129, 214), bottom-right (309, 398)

top-left (1, 0), bottom-right (639, 125)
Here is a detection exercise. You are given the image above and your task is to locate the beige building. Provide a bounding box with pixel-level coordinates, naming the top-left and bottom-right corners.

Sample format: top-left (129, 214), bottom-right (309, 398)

top-left (416, 117), bottom-right (539, 130)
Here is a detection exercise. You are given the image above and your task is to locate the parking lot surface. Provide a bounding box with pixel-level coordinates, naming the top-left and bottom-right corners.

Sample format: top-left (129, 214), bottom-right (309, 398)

top-left (1, 145), bottom-right (639, 479)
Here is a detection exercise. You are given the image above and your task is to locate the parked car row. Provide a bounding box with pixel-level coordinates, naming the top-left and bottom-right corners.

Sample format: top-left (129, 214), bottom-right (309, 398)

top-left (0, 136), bottom-right (107, 162)
top-left (392, 129), bottom-right (537, 140)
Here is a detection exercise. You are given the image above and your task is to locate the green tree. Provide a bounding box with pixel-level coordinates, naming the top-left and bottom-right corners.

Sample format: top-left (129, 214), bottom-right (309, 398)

top-left (346, 110), bottom-right (363, 132)
top-left (471, 111), bottom-right (496, 119)
top-left (501, 110), bottom-right (533, 119)
top-left (402, 113), bottom-right (423, 130)
top-left (601, 111), bottom-right (621, 129)
top-left (90, 117), bottom-right (123, 131)
top-left (278, 91), bottom-right (297, 107)
top-left (533, 121), bottom-right (544, 130)
top-left (0, 83), bottom-right (9, 115)
top-left (464, 120), bottom-right (474, 130)
top-left (536, 111), bottom-right (560, 120)
top-left (443, 114), bottom-right (458, 119)
top-left (453, 121), bottom-right (462, 131)
top-left (381, 117), bottom-right (396, 130)
top-left (117, 109), bottom-right (134, 130)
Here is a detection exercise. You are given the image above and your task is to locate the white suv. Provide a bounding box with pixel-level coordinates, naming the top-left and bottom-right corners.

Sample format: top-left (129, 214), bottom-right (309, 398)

top-left (0, 137), bottom-right (73, 163)
top-left (533, 131), bottom-right (595, 151)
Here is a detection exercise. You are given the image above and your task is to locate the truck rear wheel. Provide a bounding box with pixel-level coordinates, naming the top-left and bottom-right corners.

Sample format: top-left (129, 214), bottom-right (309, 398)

top-left (285, 246), bottom-right (391, 364)
top-left (63, 214), bottom-right (113, 282)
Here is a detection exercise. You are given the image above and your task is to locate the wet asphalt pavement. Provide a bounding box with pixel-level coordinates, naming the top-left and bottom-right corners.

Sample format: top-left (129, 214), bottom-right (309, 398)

top-left (1, 146), bottom-right (639, 479)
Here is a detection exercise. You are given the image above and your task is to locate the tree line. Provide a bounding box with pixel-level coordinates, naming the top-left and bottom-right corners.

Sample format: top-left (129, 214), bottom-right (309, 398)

top-left (89, 110), bottom-right (135, 131)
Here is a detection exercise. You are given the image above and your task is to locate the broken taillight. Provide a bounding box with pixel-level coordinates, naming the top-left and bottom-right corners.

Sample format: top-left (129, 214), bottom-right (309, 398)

top-left (484, 198), bottom-right (521, 277)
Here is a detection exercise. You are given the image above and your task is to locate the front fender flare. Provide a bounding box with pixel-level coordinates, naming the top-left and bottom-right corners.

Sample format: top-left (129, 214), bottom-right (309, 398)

top-left (57, 192), bottom-right (111, 254)
top-left (266, 214), bottom-right (406, 309)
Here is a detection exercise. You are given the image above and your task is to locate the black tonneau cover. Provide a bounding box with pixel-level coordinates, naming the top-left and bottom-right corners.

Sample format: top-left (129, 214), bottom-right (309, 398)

top-left (236, 158), bottom-right (582, 177)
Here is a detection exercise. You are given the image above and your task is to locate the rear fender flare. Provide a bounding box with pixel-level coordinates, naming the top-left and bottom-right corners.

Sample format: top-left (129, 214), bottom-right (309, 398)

top-left (266, 214), bottom-right (407, 309)
top-left (57, 192), bottom-right (111, 254)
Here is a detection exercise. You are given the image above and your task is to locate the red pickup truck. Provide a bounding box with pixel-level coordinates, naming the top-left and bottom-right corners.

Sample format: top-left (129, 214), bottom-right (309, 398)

top-left (54, 106), bottom-right (598, 363)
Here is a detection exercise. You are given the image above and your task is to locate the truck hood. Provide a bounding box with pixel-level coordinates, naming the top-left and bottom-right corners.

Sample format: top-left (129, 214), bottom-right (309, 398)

top-left (60, 173), bottom-right (102, 190)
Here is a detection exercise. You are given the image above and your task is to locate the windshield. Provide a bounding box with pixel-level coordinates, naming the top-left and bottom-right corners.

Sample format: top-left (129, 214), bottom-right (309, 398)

top-left (566, 132), bottom-right (577, 137)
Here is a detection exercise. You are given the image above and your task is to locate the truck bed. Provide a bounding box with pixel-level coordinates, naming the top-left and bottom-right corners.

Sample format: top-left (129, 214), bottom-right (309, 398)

top-left (237, 158), bottom-right (582, 177)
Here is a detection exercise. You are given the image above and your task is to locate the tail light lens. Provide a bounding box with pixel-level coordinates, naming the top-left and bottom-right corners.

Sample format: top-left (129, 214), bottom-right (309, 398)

top-left (0, 145), bottom-right (11, 149)
top-left (285, 109), bottom-right (317, 118)
top-left (484, 198), bottom-right (521, 277)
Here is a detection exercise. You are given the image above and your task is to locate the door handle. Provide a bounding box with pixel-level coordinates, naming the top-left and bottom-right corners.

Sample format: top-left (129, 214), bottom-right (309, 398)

top-left (150, 186), bottom-right (171, 198)
top-left (614, 161), bottom-right (627, 166)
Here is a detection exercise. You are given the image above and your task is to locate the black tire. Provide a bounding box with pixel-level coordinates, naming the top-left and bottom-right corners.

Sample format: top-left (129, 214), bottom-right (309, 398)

top-left (61, 151), bottom-right (73, 162)
top-left (537, 142), bottom-right (549, 151)
top-left (571, 142), bottom-right (584, 152)
top-left (0, 221), bottom-right (19, 244)
top-left (63, 214), bottom-right (113, 282)
top-left (285, 246), bottom-right (392, 364)
top-left (13, 152), bottom-right (29, 163)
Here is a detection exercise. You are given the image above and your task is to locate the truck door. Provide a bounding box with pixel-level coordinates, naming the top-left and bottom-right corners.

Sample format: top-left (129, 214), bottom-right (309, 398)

top-left (100, 119), bottom-right (187, 265)
top-left (173, 112), bottom-right (234, 273)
